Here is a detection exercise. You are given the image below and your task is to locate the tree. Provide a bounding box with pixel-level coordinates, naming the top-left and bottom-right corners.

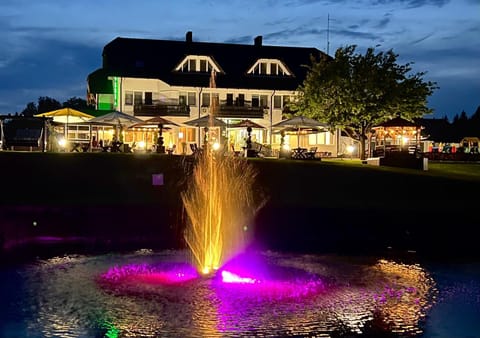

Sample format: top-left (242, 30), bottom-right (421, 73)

top-left (37, 96), bottom-right (62, 114)
top-left (63, 97), bottom-right (88, 110)
top-left (21, 102), bottom-right (38, 117)
top-left (293, 45), bottom-right (437, 160)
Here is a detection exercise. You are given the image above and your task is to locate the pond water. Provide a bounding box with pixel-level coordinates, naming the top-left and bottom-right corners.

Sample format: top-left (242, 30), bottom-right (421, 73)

top-left (1, 249), bottom-right (479, 337)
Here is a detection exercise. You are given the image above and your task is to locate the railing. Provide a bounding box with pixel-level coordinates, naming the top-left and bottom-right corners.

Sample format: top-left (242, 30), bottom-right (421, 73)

top-left (202, 104), bottom-right (267, 119)
top-left (134, 104), bottom-right (190, 117)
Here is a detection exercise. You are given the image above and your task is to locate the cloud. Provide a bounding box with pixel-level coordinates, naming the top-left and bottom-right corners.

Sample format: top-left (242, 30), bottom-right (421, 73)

top-left (375, 13), bottom-right (392, 29)
top-left (410, 33), bottom-right (435, 45)
top-left (370, 0), bottom-right (450, 8)
top-left (0, 37), bottom-right (100, 113)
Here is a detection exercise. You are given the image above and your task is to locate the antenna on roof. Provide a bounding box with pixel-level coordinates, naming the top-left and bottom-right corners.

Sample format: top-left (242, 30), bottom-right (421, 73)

top-left (327, 14), bottom-right (330, 55)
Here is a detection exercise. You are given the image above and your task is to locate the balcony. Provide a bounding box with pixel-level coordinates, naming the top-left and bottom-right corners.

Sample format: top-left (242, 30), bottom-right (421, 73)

top-left (134, 104), bottom-right (190, 117)
top-left (203, 100), bottom-right (267, 119)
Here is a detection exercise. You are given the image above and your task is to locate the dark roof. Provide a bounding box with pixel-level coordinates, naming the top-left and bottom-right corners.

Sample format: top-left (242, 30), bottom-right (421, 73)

top-left (87, 68), bottom-right (113, 94)
top-left (90, 35), bottom-right (326, 91)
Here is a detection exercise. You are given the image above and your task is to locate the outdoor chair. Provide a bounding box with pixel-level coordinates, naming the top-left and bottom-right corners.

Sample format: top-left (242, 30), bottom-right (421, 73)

top-left (305, 146), bottom-right (318, 159)
top-left (167, 144), bottom-right (176, 155)
top-left (190, 143), bottom-right (202, 157)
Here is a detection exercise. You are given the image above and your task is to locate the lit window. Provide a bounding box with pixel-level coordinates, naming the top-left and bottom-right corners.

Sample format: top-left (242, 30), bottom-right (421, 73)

top-left (188, 92), bottom-right (196, 106)
top-left (200, 59), bottom-right (207, 72)
top-left (175, 55), bottom-right (223, 73)
top-left (180, 92), bottom-right (197, 106)
top-left (252, 95), bottom-right (259, 107)
top-left (237, 94), bottom-right (245, 106)
top-left (260, 63), bottom-right (267, 74)
top-left (179, 93), bottom-right (187, 106)
top-left (273, 95), bottom-right (281, 109)
top-left (252, 95), bottom-right (268, 108)
top-left (247, 58), bottom-right (292, 76)
top-left (260, 95), bottom-right (268, 108)
top-left (144, 92), bottom-right (153, 105)
top-left (226, 93), bottom-right (233, 106)
top-left (125, 91), bottom-right (133, 106)
top-left (189, 59), bottom-right (196, 72)
top-left (202, 93), bottom-right (210, 107)
top-left (134, 92), bottom-right (142, 106)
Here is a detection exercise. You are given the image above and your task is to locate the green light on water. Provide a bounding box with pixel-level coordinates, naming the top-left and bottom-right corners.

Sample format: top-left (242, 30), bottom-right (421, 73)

top-left (105, 326), bottom-right (119, 338)
top-left (97, 316), bottom-right (119, 338)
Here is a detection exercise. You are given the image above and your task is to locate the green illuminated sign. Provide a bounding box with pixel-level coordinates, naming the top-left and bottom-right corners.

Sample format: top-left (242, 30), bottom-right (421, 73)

top-left (113, 77), bottom-right (120, 109)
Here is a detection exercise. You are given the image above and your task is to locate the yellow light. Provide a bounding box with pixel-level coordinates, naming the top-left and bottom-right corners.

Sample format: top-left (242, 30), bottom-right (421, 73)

top-left (179, 131), bottom-right (184, 139)
top-left (212, 142), bottom-right (220, 150)
top-left (282, 144), bottom-right (290, 150)
top-left (58, 138), bottom-right (67, 148)
top-left (402, 136), bottom-right (409, 145)
top-left (138, 141), bottom-right (146, 149)
top-left (346, 145), bottom-right (354, 154)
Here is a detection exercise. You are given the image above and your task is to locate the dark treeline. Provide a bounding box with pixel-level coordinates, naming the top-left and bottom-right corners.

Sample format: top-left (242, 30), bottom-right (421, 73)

top-left (421, 106), bottom-right (480, 142)
top-left (18, 96), bottom-right (90, 117)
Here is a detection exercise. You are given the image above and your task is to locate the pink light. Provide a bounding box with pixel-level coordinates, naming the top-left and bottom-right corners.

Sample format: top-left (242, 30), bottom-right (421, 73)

top-left (100, 263), bottom-right (199, 286)
top-left (221, 270), bottom-right (257, 284)
top-left (132, 271), bottom-right (197, 284)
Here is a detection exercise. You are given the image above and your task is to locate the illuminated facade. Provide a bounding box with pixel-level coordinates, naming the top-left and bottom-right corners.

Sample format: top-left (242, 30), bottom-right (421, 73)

top-left (87, 32), bottom-right (337, 154)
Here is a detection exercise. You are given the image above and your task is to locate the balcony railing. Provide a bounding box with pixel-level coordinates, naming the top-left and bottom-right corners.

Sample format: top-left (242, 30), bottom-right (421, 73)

top-left (134, 104), bottom-right (190, 117)
top-left (202, 102), bottom-right (267, 119)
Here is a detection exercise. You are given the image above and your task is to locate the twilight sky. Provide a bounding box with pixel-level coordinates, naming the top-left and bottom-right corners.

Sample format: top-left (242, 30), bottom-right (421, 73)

top-left (0, 0), bottom-right (478, 120)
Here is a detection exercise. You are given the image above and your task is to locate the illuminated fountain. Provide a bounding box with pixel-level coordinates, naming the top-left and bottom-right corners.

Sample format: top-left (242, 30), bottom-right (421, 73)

top-left (181, 70), bottom-right (264, 275)
top-left (182, 151), bottom-right (261, 274)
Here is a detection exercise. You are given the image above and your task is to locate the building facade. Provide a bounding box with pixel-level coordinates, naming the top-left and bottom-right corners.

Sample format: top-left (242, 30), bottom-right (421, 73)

top-left (87, 32), bottom-right (337, 155)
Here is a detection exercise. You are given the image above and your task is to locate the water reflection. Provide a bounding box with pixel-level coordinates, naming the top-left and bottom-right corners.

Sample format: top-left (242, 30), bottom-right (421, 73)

top-left (3, 251), bottom-right (439, 337)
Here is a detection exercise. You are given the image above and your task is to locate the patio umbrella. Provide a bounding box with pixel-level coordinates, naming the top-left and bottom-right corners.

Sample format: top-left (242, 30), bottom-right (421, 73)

top-left (129, 116), bottom-right (179, 128)
top-left (184, 114), bottom-right (226, 127)
top-left (128, 117), bottom-right (178, 151)
top-left (89, 110), bottom-right (143, 127)
top-left (89, 111), bottom-right (143, 142)
top-left (229, 119), bottom-right (265, 129)
top-left (35, 108), bottom-right (94, 123)
top-left (35, 108), bottom-right (95, 139)
top-left (272, 115), bottom-right (329, 148)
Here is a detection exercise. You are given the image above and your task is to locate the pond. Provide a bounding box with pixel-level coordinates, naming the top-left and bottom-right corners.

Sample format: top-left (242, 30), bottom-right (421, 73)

top-left (1, 249), bottom-right (479, 337)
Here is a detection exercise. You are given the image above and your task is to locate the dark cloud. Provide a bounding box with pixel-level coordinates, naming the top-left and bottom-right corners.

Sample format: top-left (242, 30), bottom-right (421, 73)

top-left (375, 13), bottom-right (392, 29)
top-left (333, 28), bottom-right (381, 41)
top-left (0, 38), bottom-right (101, 113)
top-left (410, 33), bottom-right (434, 44)
top-left (224, 35), bottom-right (253, 44)
top-left (370, 0), bottom-right (450, 8)
top-left (281, 0), bottom-right (450, 7)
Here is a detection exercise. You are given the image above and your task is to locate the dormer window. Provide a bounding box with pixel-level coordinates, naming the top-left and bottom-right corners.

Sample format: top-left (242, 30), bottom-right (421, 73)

top-left (175, 55), bottom-right (223, 73)
top-left (247, 58), bottom-right (292, 76)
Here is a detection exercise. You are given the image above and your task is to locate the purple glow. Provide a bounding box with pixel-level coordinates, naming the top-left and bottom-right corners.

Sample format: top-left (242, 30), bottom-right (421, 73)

top-left (215, 252), bottom-right (325, 300)
top-left (215, 274), bottom-right (324, 299)
top-left (221, 270), bottom-right (257, 284)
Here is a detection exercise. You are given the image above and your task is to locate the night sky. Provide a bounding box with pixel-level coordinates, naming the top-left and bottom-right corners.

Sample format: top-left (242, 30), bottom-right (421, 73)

top-left (0, 0), bottom-right (478, 120)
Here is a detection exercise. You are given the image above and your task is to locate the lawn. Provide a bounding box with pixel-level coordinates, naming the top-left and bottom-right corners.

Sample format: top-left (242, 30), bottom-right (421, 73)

top-left (0, 152), bottom-right (478, 258)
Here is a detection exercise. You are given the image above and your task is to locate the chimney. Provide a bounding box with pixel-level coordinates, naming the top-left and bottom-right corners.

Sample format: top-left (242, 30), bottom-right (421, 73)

top-left (186, 31), bottom-right (192, 43)
top-left (254, 35), bottom-right (262, 47)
